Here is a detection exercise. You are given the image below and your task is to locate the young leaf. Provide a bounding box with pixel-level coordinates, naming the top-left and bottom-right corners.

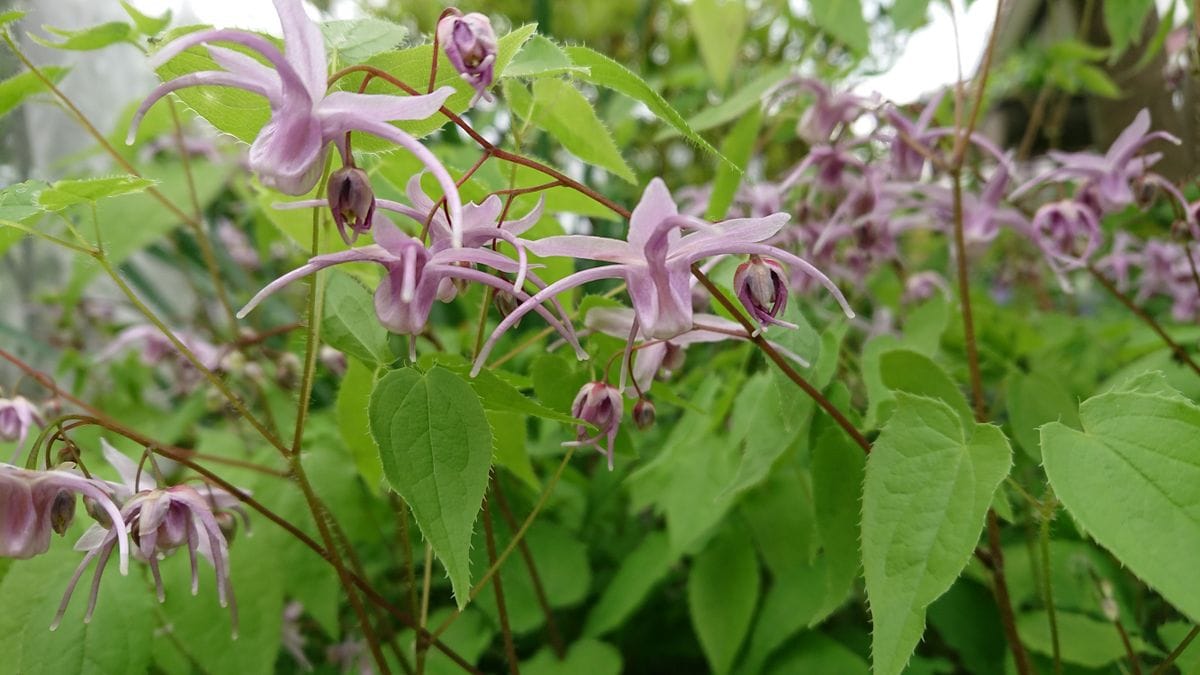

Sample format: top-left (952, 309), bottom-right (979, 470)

top-left (38, 175), bottom-right (156, 211)
top-left (522, 639), bottom-right (623, 675)
top-left (1017, 610), bottom-right (1154, 668)
top-left (0, 10), bottom-right (26, 27)
top-left (322, 271), bottom-right (393, 365)
top-left (120, 0), bottom-right (170, 36)
top-left (688, 527), bottom-right (761, 675)
top-left (687, 0), bottom-right (746, 90)
top-left (809, 0), bottom-right (870, 55)
top-left (369, 366), bottom-right (493, 608)
top-left (1041, 383), bottom-right (1200, 623)
top-left (1103, 0), bottom-right (1155, 59)
top-left (530, 78), bottom-right (636, 184)
top-left (0, 180), bottom-right (49, 223)
top-left (31, 22), bottom-right (136, 51)
top-left (564, 45), bottom-right (733, 171)
top-left (862, 393), bottom-right (1012, 675)
top-left (879, 349), bottom-right (973, 427)
top-left (0, 66), bottom-right (68, 120)
top-left (891, 0), bottom-right (932, 30)
top-left (503, 34), bottom-right (584, 79)
top-left (1004, 369), bottom-right (1080, 460)
top-left (705, 102), bottom-right (761, 220)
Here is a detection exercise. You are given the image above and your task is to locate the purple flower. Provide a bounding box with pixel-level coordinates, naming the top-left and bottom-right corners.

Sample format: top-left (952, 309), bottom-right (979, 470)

top-left (98, 325), bottom-right (225, 372)
top-left (569, 382), bottom-right (623, 470)
top-left (902, 271), bottom-right (951, 304)
top-left (734, 256), bottom-right (794, 332)
top-left (326, 167), bottom-right (377, 245)
top-left (0, 463), bottom-right (129, 567)
top-left (1028, 200), bottom-right (1102, 280)
top-left (238, 216), bottom-right (584, 359)
top-left (883, 91), bottom-right (945, 180)
top-left (0, 395), bottom-right (45, 455)
top-left (217, 219), bottom-right (262, 270)
top-left (1095, 232), bottom-right (1141, 292)
top-left (778, 78), bottom-right (871, 144)
top-left (471, 178), bottom-right (851, 374)
top-left (1013, 108), bottom-right (1179, 212)
top-left (128, 0), bottom-right (467, 245)
top-left (57, 441), bottom-right (239, 632)
top-left (437, 10), bottom-right (498, 105)
top-left (897, 163), bottom-right (1026, 244)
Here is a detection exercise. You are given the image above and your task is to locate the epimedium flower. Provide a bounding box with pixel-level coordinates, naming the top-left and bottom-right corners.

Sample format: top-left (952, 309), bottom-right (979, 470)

top-left (326, 166), bottom-right (377, 245)
top-left (437, 10), bottom-right (498, 105)
top-left (0, 463), bottom-right (129, 568)
top-left (1013, 108), bottom-right (1179, 212)
top-left (471, 178), bottom-right (852, 375)
top-left (238, 215), bottom-right (585, 360)
top-left (1027, 199), bottom-right (1102, 290)
top-left (56, 441), bottom-right (240, 632)
top-left (883, 90), bottom-right (945, 181)
top-left (128, 0), bottom-right (467, 246)
top-left (734, 256), bottom-right (793, 333)
top-left (569, 382), bottom-right (623, 470)
top-left (0, 395), bottom-right (45, 457)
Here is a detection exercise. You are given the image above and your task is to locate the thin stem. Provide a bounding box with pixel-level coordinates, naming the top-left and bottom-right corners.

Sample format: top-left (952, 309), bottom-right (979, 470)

top-left (491, 476), bottom-right (565, 659)
top-left (1114, 618), bottom-right (1142, 675)
top-left (491, 284), bottom-right (628, 368)
top-left (691, 267), bottom-right (872, 454)
top-left (482, 500), bottom-right (521, 675)
top-left (1038, 503), bottom-right (1062, 675)
top-left (417, 542), bottom-right (434, 675)
top-left (1088, 266), bottom-right (1200, 378)
top-left (951, 0), bottom-right (1005, 167)
top-left (951, 175), bottom-right (988, 420)
top-left (0, 218), bottom-right (96, 254)
top-left (1153, 625), bottom-right (1200, 675)
top-left (988, 510), bottom-right (1036, 675)
top-left (430, 446), bottom-right (577, 641)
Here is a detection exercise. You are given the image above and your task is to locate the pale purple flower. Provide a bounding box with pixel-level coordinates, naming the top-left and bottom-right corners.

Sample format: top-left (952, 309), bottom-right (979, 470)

top-left (128, 0), bottom-right (467, 245)
top-left (1013, 109), bottom-right (1179, 212)
top-left (238, 215), bottom-right (584, 359)
top-left (883, 90), bottom-right (945, 181)
top-left (734, 256), bottom-right (794, 332)
top-left (897, 163), bottom-right (1026, 244)
top-left (437, 11), bottom-right (498, 105)
top-left (282, 601), bottom-right (313, 671)
top-left (902, 271), bottom-right (951, 304)
top-left (0, 463), bottom-right (129, 568)
top-left (217, 219), bottom-right (262, 270)
top-left (569, 382), bottom-right (623, 470)
top-left (1095, 232), bottom-right (1141, 292)
top-left (779, 78), bottom-right (871, 144)
top-left (59, 441), bottom-right (238, 632)
top-left (98, 325), bottom-right (225, 372)
top-left (319, 346), bottom-right (348, 376)
top-left (0, 396), bottom-right (45, 454)
top-left (1028, 200), bottom-right (1102, 276)
top-left (326, 167), bottom-right (377, 245)
top-left (471, 178), bottom-right (851, 374)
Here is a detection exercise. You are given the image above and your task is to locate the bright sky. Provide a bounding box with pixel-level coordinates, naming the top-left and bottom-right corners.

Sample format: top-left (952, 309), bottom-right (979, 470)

top-left (127, 0), bottom-right (1181, 105)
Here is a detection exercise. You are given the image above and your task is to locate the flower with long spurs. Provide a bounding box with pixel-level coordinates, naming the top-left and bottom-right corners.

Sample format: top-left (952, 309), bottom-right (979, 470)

top-left (237, 215), bottom-right (585, 360)
top-left (0, 395), bottom-right (45, 458)
top-left (57, 440), bottom-right (239, 632)
top-left (0, 462), bottom-right (129, 568)
top-left (569, 382), bottom-right (623, 471)
top-left (472, 178), bottom-right (852, 376)
top-left (127, 0), bottom-right (467, 246)
top-left (436, 9), bottom-right (498, 106)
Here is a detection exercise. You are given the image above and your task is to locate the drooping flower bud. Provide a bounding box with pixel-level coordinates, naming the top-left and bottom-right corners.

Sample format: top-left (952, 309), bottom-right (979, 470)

top-left (0, 396), bottom-right (44, 451)
top-left (1030, 200), bottom-right (1102, 271)
top-left (569, 382), bottom-right (623, 470)
top-left (734, 256), bottom-right (795, 332)
top-left (50, 490), bottom-right (76, 536)
top-left (437, 10), bottom-right (498, 105)
top-left (494, 290), bottom-right (521, 326)
top-left (327, 167), bottom-right (377, 246)
top-left (215, 510), bottom-right (238, 544)
top-left (319, 346), bottom-right (348, 377)
top-left (632, 399), bottom-right (655, 430)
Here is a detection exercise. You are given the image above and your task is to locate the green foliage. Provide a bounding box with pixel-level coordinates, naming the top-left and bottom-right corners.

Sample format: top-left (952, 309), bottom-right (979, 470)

top-left (38, 175), bottom-right (156, 211)
top-left (1042, 374), bottom-right (1200, 622)
top-left (0, 66), bottom-right (68, 121)
top-left (863, 394), bottom-right (1012, 675)
top-left (320, 17), bottom-right (407, 63)
top-left (322, 271), bottom-right (394, 365)
top-left (529, 78), bottom-right (635, 184)
top-left (1103, 0), bottom-right (1156, 59)
top-left (31, 22), bottom-right (137, 51)
top-left (809, 0), bottom-right (870, 54)
top-left (369, 366), bottom-right (494, 607)
top-left (688, 527), bottom-right (761, 675)
top-left (688, 0), bottom-right (746, 90)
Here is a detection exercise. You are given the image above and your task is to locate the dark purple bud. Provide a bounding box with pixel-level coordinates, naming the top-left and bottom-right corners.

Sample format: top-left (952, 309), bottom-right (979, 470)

top-left (570, 382), bottom-right (623, 470)
top-left (493, 290), bottom-right (521, 326)
top-left (632, 399), bottom-right (655, 430)
top-left (84, 496), bottom-right (113, 529)
top-left (437, 10), bottom-right (497, 105)
top-left (327, 167), bottom-right (376, 246)
top-left (50, 490), bottom-right (76, 536)
top-left (734, 256), bottom-right (793, 331)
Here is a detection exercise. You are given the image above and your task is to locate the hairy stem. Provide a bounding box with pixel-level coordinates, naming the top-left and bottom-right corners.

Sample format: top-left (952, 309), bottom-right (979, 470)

top-left (482, 499), bottom-right (521, 675)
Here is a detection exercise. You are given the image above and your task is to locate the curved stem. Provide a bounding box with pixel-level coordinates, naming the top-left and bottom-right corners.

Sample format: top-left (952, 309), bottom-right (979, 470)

top-left (1153, 625), bottom-right (1200, 675)
top-left (1088, 266), bottom-right (1200, 379)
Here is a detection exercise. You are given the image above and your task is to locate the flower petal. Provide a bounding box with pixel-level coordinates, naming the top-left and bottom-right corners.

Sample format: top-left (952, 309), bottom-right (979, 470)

top-left (238, 246), bottom-right (395, 318)
top-left (128, 71), bottom-right (274, 144)
top-left (671, 213), bottom-right (790, 260)
top-left (628, 177), bottom-right (679, 250)
top-left (526, 235), bottom-right (637, 264)
top-left (248, 107), bottom-right (326, 195)
top-left (318, 88), bottom-right (455, 134)
top-left (272, 0), bottom-right (327, 99)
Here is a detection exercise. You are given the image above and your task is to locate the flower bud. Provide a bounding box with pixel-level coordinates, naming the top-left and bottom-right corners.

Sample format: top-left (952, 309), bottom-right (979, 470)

top-left (319, 346), bottom-right (348, 377)
top-left (570, 382), bottom-right (623, 470)
top-left (734, 256), bottom-right (792, 331)
top-left (276, 352), bottom-right (302, 390)
top-left (494, 290), bottom-right (522, 327)
top-left (50, 490), bottom-right (76, 536)
top-left (327, 167), bottom-right (376, 245)
top-left (632, 399), bottom-right (655, 430)
top-left (437, 10), bottom-right (497, 105)
top-left (84, 496), bottom-right (113, 529)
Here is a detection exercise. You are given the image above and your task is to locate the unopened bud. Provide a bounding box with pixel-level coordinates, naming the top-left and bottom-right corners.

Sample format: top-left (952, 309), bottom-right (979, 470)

top-left (319, 346), bottom-right (347, 377)
top-left (733, 256), bottom-right (791, 331)
top-left (276, 352), bottom-right (302, 390)
top-left (215, 511), bottom-right (238, 545)
top-left (570, 381), bottom-right (624, 471)
top-left (632, 399), bottom-right (655, 430)
top-left (51, 490), bottom-right (76, 536)
top-left (662, 343), bottom-right (686, 374)
top-left (437, 10), bottom-right (497, 104)
top-left (327, 167), bottom-right (376, 245)
top-left (84, 496), bottom-right (113, 529)
top-left (494, 291), bottom-right (521, 327)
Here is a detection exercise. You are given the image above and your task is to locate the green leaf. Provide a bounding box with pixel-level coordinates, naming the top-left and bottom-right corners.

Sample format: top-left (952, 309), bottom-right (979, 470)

top-left (811, 425), bottom-right (865, 611)
top-left (764, 632), bottom-right (869, 675)
top-left (0, 180), bottom-right (50, 223)
top-left (504, 34), bottom-right (584, 78)
top-left (862, 393), bottom-right (1012, 675)
top-left (725, 373), bottom-right (801, 497)
top-left (1018, 610), bottom-right (1153, 668)
top-left (423, 355), bottom-right (580, 425)
top-left (336, 358), bottom-right (385, 491)
top-left (880, 349), bottom-right (973, 427)
top-left (1159, 621), bottom-right (1200, 675)
top-left (1103, 0), bottom-right (1155, 59)
top-left (677, 64), bottom-right (792, 137)
top-left (809, 0), bottom-right (870, 54)
top-left (583, 532), bottom-right (678, 637)
top-left (1041, 382), bottom-right (1200, 622)
top-left (688, 527), bottom-right (761, 675)
top-left (1076, 64), bottom-right (1121, 98)
top-left (530, 78), bottom-right (635, 183)
top-left (0, 544), bottom-right (156, 675)
top-left (31, 21), bottom-right (136, 51)
top-left (741, 467), bottom-right (817, 575)
top-left (532, 353), bottom-right (589, 413)
top-left (1004, 370), bottom-right (1079, 460)
top-left (0, 10), bottom-right (26, 27)
top-left (0, 66), bottom-right (68, 120)
top-left (927, 581), bottom-right (1006, 675)
top-left (120, 1), bottom-right (170, 35)
top-left (320, 18), bottom-right (407, 63)
top-left (1132, 0), bottom-right (1176, 72)
top-left (38, 175), bottom-right (156, 211)
top-left (705, 102), bottom-right (761, 220)
top-left (769, 304), bottom-right (822, 432)
top-left (688, 0), bottom-right (746, 90)
top-left (523, 639), bottom-right (622, 675)
top-left (564, 45), bottom-right (733, 170)
top-left (487, 411), bottom-right (540, 490)
top-left (891, 0), bottom-right (932, 30)
top-left (322, 271), bottom-right (393, 365)
top-left (369, 366), bottom-right (493, 607)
